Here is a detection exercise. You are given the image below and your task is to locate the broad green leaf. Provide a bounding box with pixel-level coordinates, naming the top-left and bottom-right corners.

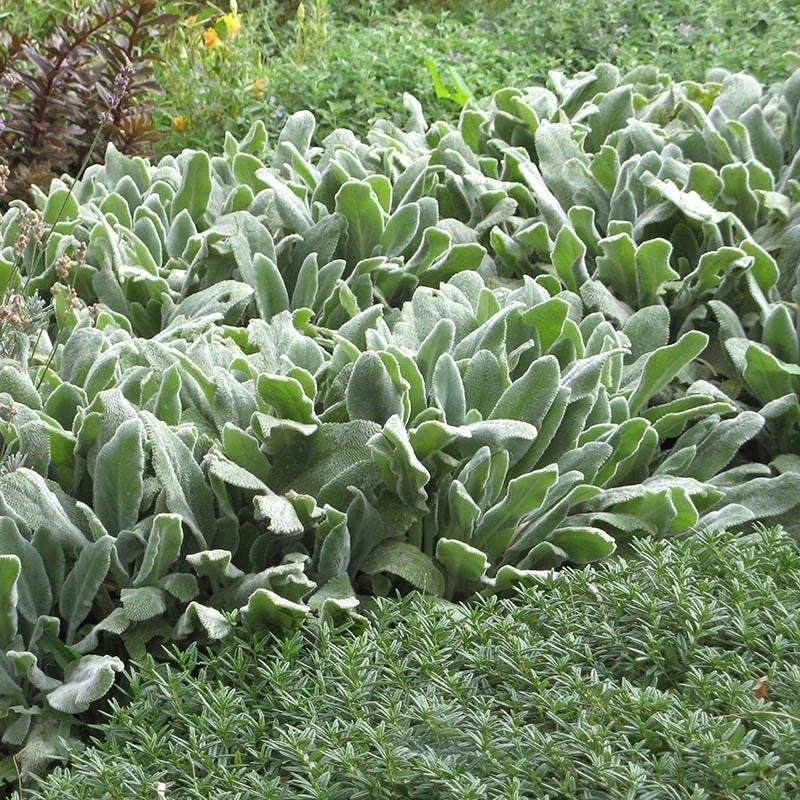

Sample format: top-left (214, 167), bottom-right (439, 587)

top-left (171, 150), bottom-right (212, 222)
top-left (271, 420), bottom-right (381, 503)
top-left (546, 527), bottom-right (616, 564)
top-left (436, 538), bottom-right (489, 593)
top-left (93, 418), bottom-right (144, 536)
top-left (622, 305), bottom-right (670, 361)
top-left (431, 353), bottom-right (466, 426)
top-left (46, 654), bottom-right (124, 714)
top-left (684, 411), bottom-right (764, 481)
top-left (627, 331), bottom-right (709, 415)
top-left (141, 412), bottom-right (216, 548)
top-left (0, 555), bottom-right (20, 647)
top-left (253, 493), bottom-right (307, 536)
top-left (174, 601), bottom-right (233, 640)
top-left (0, 469), bottom-right (88, 554)
top-left (59, 536), bottom-right (114, 643)
top-left (336, 180), bottom-right (386, 264)
top-left (133, 514), bottom-right (184, 587)
top-left (73, 607), bottom-right (131, 655)
top-left (315, 509), bottom-right (350, 586)
top-left (743, 343), bottom-right (800, 403)
top-left (346, 351), bottom-right (405, 425)
top-left (475, 465), bottom-right (560, 556)
top-left (463, 349), bottom-right (507, 418)
top-left (239, 589), bottom-right (309, 632)
top-left (186, 550), bottom-right (244, 582)
top-left (382, 202), bottom-right (421, 258)
top-left (250, 253), bottom-right (291, 323)
top-left (120, 587), bottom-right (167, 622)
top-left (360, 542), bottom-right (445, 596)
top-left (490, 355), bottom-right (559, 427)
top-left (369, 415), bottom-right (431, 512)
top-left (205, 449), bottom-right (269, 492)
top-left (307, 574), bottom-right (360, 613)
top-left (0, 518), bottom-right (52, 624)
top-left (714, 472), bottom-right (800, 520)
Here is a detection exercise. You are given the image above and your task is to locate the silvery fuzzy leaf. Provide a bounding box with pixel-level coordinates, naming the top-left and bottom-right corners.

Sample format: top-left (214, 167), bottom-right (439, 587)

top-left (0, 469), bottom-right (88, 555)
top-left (0, 518), bottom-right (52, 625)
top-left (93, 418), bottom-right (144, 536)
top-left (239, 589), bottom-right (309, 633)
top-left (47, 654), bottom-right (124, 714)
top-left (120, 587), bottom-right (167, 622)
top-left (0, 555), bottom-right (21, 648)
top-left (59, 536), bottom-right (114, 643)
top-left (361, 542), bottom-right (444, 597)
top-left (174, 602), bottom-right (232, 640)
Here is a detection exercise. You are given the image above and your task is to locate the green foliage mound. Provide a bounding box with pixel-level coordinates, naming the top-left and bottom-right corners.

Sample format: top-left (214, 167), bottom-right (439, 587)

top-left (32, 529), bottom-right (800, 799)
top-left (3, 62), bottom-right (800, 783)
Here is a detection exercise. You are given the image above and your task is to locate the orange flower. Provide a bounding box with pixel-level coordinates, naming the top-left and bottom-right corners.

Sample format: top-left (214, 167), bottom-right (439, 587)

top-left (251, 79), bottom-right (265, 99)
top-left (202, 27), bottom-right (221, 49)
top-left (172, 115), bottom-right (188, 133)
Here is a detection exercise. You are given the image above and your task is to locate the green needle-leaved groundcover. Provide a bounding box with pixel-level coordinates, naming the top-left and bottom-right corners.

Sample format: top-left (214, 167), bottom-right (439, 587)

top-left (33, 529), bottom-right (800, 799)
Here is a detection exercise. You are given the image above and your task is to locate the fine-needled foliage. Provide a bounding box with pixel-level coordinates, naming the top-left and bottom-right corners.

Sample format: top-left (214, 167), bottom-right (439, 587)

top-left (32, 529), bottom-right (800, 800)
top-left (2, 61), bottom-right (800, 785)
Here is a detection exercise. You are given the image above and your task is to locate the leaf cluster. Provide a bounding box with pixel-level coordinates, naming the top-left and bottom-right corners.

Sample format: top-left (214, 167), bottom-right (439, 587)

top-left (0, 0), bottom-right (174, 204)
top-left (30, 528), bottom-right (800, 800)
top-left (3, 62), bottom-right (800, 786)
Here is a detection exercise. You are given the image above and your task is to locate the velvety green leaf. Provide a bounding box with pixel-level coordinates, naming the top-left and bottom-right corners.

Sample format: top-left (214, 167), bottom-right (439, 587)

top-left (174, 602), bottom-right (233, 640)
top-left (431, 353), bottom-right (466, 425)
top-left (382, 202), bottom-right (421, 258)
top-left (120, 587), bottom-right (167, 622)
top-left (171, 150), bottom-right (212, 222)
top-left (73, 608), bottom-right (132, 655)
top-left (475, 465), bottom-right (560, 556)
top-left (271, 420), bottom-right (381, 503)
top-left (546, 527), bottom-right (616, 564)
top-left (133, 514), bottom-right (184, 587)
top-left (336, 180), bottom-right (386, 264)
top-left (205, 449), bottom-right (269, 492)
top-left (346, 351), bottom-right (405, 425)
top-left (0, 469), bottom-right (88, 554)
top-left (93, 418), bottom-right (144, 536)
top-left (59, 536), bottom-right (114, 643)
top-left (436, 538), bottom-right (489, 587)
top-left (141, 412), bottom-right (216, 548)
top-left (684, 411), bottom-right (764, 481)
top-left (239, 589), bottom-right (309, 632)
top-left (162, 573), bottom-right (200, 603)
top-left (186, 550), bottom-right (244, 582)
top-left (369, 415), bottom-right (431, 512)
top-left (316, 509), bottom-right (350, 586)
top-left (627, 331), bottom-right (709, 415)
top-left (0, 518), bottom-right (52, 624)
top-left (0, 555), bottom-right (21, 647)
top-left (361, 542), bottom-right (444, 596)
top-left (252, 253), bottom-right (291, 322)
top-left (463, 349), bottom-right (507, 418)
top-left (490, 355), bottom-right (559, 427)
top-left (47, 654), bottom-right (124, 714)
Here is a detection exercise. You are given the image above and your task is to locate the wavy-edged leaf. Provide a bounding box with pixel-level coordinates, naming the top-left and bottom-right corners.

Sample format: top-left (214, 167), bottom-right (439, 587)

top-left (47, 654), bottom-right (124, 714)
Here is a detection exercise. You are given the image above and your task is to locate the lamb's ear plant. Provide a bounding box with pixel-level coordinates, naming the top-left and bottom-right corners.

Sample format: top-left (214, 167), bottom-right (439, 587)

top-left (4, 61), bottom-right (800, 789)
